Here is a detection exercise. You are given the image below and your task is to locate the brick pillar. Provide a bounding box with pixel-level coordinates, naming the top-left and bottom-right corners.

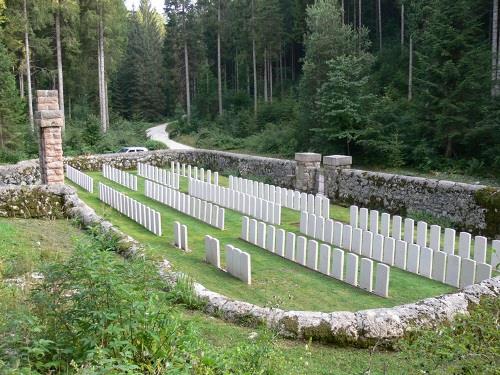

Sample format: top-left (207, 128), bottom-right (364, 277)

top-left (295, 152), bottom-right (321, 193)
top-left (323, 155), bottom-right (352, 199)
top-left (35, 90), bottom-right (64, 185)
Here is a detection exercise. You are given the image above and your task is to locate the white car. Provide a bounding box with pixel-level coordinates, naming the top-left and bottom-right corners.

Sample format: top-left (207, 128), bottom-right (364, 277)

top-left (118, 147), bottom-right (148, 153)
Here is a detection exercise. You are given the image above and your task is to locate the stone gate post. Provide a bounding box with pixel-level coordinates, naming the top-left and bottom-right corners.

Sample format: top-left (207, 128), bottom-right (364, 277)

top-left (295, 152), bottom-right (321, 193)
top-left (323, 155), bottom-right (352, 199)
top-left (35, 90), bottom-right (64, 185)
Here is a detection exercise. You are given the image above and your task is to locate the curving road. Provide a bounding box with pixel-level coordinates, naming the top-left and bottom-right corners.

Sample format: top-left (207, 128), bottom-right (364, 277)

top-left (146, 122), bottom-right (194, 150)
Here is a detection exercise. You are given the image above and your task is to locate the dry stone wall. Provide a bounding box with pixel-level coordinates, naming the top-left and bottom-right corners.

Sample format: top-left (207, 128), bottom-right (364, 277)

top-left (0, 160), bottom-right (40, 186)
top-left (324, 168), bottom-right (500, 237)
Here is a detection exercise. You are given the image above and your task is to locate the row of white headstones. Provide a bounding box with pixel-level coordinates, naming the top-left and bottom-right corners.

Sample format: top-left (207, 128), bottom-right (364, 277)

top-left (170, 161), bottom-right (219, 185)
top-left (66, 165), bottom-right (94, 193)
top-left (204, 235), bottom-right (251, 284)
top-left (241, 216), bottom-right (389, 297)
top-left (228, 175), bottom-right (330, 218)
top-left (137, 162), bottom-right (180, 189)
top-left (299, 211), bottom-right (494, 288)
top-left (189, 178), bottom-right (282, 225)
top-left (144, 179), bottom-right (225, 230)
top-left (98, 182), bottom-right (162, 236)
top-left (102, 164), bottom-right (138, 191)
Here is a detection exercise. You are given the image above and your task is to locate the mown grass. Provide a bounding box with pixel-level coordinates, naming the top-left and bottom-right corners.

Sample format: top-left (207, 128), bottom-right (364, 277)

top-left (67, 171), bottom-right (456, 312)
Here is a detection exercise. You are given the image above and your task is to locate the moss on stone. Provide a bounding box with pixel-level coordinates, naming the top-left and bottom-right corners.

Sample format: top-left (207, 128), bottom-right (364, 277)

top-left (475, 187), bottom-right (500, 237)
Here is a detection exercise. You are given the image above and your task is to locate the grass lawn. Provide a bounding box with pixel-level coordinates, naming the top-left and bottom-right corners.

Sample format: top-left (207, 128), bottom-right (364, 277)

top-left (0, 218), bottom-right (418, 374)
top-left (67, 170), bottom-right (457, 312)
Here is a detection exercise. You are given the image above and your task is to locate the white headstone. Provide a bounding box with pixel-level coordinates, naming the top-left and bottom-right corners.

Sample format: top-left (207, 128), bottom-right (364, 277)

top-left (404, 218), bottom-right (414, 244)
top-left (351, 228), bottom-right (363, 254)
top-left (445, 254), bottom-right (461, 287)
top-left (380, 213), bottom-right (390, 237)
top-left (361, 231), bottom-right (373, 258)
top-left (407, 244), bottom-right (420, 274)
top-left (345, 253), bottom-right (359, 286)
top-left (322, 197), bottom-right (330, 219)
top-left (275, 229), bottom-right (285, 257)
top-left (315, 216), bottom-right (325, 241)
top-left (359, 208), bottom-right (369, 230)
top-left (459, 259), bottom-right (476, 288)
top-left (473, 236), bottom-right (487, 264)
top-left (240, 252), bottom-right (252, 285)
top-left (306, 240), bottom-right (319, 270)
top-left (394, 240), bottom-right (407, 270)
top-left (324, 219), bottom-right (334, 244)
top-left (419, 247), bottom-right (433, 278)
top-left (369, 210), bottom-right (379, 234)
top-left (330, 248), bottom-right (344, 280)
top-left (173, 221), bottom-right (181, 248)
top-left (453, 230), bottom-right (470, 260)
top-left (382, 237), bottom-right (395, 266)
top-left (431, 250), bottom-right (446, 283)
top-left (372, 234), bottom-right (384, 261)
top-left (318, 244), bottom-right (331, 275)
top-left (257, 222), bottom-right (267, 248)
top-left (300, 211), bottom-right (308, 234)
top-left (492, 240), bottom-right (500, 270)
top-left (429, 225), bottom-right (441, 251)
top-left (359, 258), bottom-right (373, 293)
top-left (307, 214), bottom-right (317, 238)
top-left (180, 224), bottom-right (188, 250)
top-left (374, 263), bottom-right (390, 298)
top-left (265, 225), bottom-right (276, 252)
top-left (443, 228), bottom-right (456, 254)
top-left (248, 219), bottom-right (258, 244)
top-left (475, 263), bottom-right (492, 283)
top-left (285, 232), bottom-right (296, 261)
top-left (341, 224), bottom-right (352, 251)
top-left (392, 215), bottom-right (402, 241)
top-left (295, 236), bottom-right (307, 265)
top-left (349, 205), bottom-right (359, 228)
top-left (416, 221), bottom-right (428, 248)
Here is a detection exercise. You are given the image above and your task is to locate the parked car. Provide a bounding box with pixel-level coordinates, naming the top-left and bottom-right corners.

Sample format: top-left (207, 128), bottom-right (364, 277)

top-left (118, 147), bottom-right (148, 153)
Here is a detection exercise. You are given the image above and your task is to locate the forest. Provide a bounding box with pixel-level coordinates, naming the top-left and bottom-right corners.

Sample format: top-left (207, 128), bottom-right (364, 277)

top-left (0, 0), bottom-right (500, 178)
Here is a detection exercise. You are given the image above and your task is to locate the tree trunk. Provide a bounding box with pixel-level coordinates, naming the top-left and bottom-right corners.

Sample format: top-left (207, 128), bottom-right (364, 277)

top-left (55, 3), bottom-right (65, 125)
top-left (377, 0), bottom-right (382, 50)
top-left (217, 0), bottom-right (222, 115)
top-left (184, 40), bottom-right (191, 123)
top-left (98, 7), bottom-right (108, 132)
top-left (269, 56), bottom-right (273, 103)
top-left (358, 0), bottom-right (361, 29)
top-left (353, 0), bottom-right (356, 29)
top-left (252, 0), bottom-right (257, 114)
top-left (492, 0), bottom-right (499, 97)
top-left (279, 46), bottom-right (283, 96)
top-left (19, 69), bottom-right (24, 98)
top-left (23, 0), bottom-right (34, 131)
top-left (341, 0), bottom-right (345, 24)
top-left (263, 49), bottom-right (268, 102)
top-left (408, 36), bottom-right (413, 100)
top-left (247, 65), bottom-right (250, 95)
top-left (235, 55), bottom-right (239, 91)
top-left (401, 3), bottom-right (405, 47)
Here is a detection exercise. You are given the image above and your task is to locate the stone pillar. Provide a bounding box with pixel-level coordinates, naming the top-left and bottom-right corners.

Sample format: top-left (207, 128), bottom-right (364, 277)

top-left (323, 155), bottom-right (352, 199)
top-left (35, 90), bottom-right (64, 185)
top-left (295, 152), bottom-right (321, 193)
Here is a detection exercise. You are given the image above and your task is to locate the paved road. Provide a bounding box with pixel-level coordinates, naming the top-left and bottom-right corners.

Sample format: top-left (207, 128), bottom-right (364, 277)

top-left (146, 122), bottom-right (194, 150)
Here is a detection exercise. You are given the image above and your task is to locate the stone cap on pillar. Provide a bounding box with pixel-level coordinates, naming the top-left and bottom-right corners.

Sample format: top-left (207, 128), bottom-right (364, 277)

top-left (36, 90), bottom-right (58, 97)
top-left (35, 110), bottom-right (64, 128)
top-left (295, 152), bottom-right (322, 163)
top-left (323, 155), bottom-right (352, 167)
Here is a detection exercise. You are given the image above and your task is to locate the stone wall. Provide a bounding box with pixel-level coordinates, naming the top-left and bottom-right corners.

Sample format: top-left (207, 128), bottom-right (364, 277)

top-left (67, 149), bottom-right (296, 188)
top-left (324, 168), bottom-right (500, 237)
top-left (0, 184), bottom-right (70, 218)
top-left (0, 160), bottom-right (40, 186)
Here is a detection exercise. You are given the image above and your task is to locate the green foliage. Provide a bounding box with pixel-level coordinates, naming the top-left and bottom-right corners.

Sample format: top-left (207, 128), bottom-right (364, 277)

top-left (398, 297), bottom-right (500, 374)
top-left (0, 227), bottom-right (284, 374)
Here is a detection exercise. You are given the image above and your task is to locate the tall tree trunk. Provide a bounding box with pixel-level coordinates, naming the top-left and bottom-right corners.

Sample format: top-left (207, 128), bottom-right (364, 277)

top-left (19, 69), bottom-right (24, 98)
top-left (341, 0), bottom-right (345, 24)
top-left (23, 0), bottom-right (34, 131)
top-left (217, 0), bottom-right (222, 115)
top-left (235, 55), bottom-right (239, 91)
top-left (98, 6), bottom-right (108, 132)
top-left (184, 40), bottom-right (191, 123)
top-left (401, 3), bottom-right (404, 47)
top-left (269, 56), bottom-right (273, 103)
top-left (492, 0), bottom-right (499, 97)
top-left (263, 49), bottom-right (268, 102)
top-left (408, 36), bottom-right (413, 101)
top-left (353, 0), bottom-right (356, 29)
top-left (377, 0), bottom-right (382, 50)
top-left (55, 3), bottom-right (65, 125)
top-left (358, 0), bottom-right (361, 29)
top-left (247, 65), bottom-right (250, 95)
top-left (279, 46), bottom-right (283, 96)
top-left (251, 0), bottom-right (257, 114)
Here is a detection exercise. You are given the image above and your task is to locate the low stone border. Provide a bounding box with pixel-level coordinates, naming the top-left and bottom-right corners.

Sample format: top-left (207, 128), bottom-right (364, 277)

top-left (1, 184), bottom-right (499, 347)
